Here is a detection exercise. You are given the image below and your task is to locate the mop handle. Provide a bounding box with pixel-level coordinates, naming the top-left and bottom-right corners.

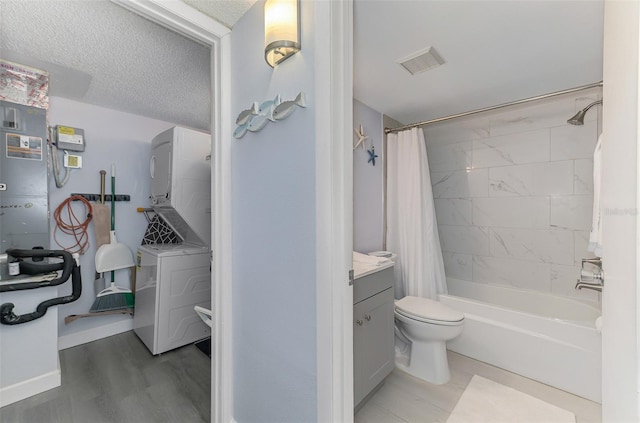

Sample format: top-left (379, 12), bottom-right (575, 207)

top-left (111, 164), bottom-right (116, 284)
top-left (111, 164), bottom-right (116, 231)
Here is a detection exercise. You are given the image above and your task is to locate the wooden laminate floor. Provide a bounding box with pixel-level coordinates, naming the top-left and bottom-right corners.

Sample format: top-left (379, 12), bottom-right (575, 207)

top-left (0, 331), bottom-right (211, 423)
top-left (356, 351), bottom-right (602, 423)
top-left (2, 333), bottom-right (602, 423)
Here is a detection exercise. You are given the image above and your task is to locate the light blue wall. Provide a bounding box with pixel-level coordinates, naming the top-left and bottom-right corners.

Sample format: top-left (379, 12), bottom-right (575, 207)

top-left (353, 99), bottom-right (384, 253)
top-left (230, 1), bottom-right (317, 421)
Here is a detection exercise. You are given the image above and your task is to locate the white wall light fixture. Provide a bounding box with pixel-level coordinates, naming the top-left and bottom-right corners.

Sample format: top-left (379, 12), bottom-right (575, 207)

top-left (264, 0), bottom-right (300, 67)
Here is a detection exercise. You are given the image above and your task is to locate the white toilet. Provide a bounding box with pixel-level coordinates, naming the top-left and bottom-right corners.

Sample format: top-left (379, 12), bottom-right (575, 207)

top-left (394, 295), bottom-right (464, 385)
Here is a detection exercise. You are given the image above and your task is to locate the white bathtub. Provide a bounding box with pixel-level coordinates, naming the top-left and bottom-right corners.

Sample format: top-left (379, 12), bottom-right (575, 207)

top-left (438, 278), bottom-right (602, 403)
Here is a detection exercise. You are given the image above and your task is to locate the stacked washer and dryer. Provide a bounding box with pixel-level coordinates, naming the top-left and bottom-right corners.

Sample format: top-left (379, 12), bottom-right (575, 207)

top-left (133, 126), bottom-right (212, 355)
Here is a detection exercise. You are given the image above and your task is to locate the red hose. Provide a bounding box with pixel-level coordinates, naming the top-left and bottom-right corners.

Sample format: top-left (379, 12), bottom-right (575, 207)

top-left (53, 195), bottom-right (93, 255)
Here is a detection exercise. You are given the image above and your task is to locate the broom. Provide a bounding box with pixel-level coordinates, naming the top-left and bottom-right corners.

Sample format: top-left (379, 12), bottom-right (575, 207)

top-left (90, 164), bottom-right (134, 312)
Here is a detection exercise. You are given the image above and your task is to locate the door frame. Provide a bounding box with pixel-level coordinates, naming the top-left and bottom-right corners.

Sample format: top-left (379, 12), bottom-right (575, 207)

top-left (111, 1), bottom-right (354, 422)
top-left (109, 1), bottom-right (232, 421)
top-left (314, 1), bottom-right (354, 421)
top-left (601, 0), bottom-right (640, 420)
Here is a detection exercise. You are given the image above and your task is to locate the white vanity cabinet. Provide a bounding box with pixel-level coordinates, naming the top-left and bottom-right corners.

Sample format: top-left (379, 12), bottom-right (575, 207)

top-left (353, 266), bottom-right (395, 408)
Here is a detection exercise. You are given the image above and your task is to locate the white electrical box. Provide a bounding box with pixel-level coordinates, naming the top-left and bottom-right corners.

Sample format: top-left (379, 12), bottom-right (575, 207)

top-left (63, 154), bottom-right (82, 168)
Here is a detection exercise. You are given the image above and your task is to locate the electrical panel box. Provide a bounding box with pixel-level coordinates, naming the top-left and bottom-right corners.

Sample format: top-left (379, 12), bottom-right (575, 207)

top-left (54, 125), bottom-right (85, 152)
top-left (0, 100), bottom-right (50, 254)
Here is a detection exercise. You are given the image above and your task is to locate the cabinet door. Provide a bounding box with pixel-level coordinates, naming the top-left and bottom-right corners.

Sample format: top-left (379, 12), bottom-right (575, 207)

top-left (354, 287), bottom-right (395, 406)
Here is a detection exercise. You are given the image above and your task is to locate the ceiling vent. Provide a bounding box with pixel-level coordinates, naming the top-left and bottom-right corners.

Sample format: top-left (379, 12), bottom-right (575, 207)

top-left (397, 46), bottom-right (445, 75)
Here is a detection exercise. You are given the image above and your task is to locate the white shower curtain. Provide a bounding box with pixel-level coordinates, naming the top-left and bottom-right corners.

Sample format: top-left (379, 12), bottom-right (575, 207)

top-left (386, 127), bottom-right (447, 300)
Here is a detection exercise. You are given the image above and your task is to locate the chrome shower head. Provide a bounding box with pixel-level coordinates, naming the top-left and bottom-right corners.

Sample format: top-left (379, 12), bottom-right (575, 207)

top-left (567, 99), bottom-right (603, 125)
top-left (567, 109), bottom-right (587, 125)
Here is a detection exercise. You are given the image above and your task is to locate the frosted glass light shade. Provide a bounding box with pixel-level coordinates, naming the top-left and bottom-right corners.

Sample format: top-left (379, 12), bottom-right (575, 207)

top-left (264, 0), bottom-right (300, 67)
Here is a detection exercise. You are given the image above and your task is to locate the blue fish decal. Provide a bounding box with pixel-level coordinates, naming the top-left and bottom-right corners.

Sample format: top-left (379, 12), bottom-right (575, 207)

top-left (233, 123), bottom-right (249, 139)
top-left (273, 92), bottom-right (306, 121)
top-left (259, 95), bottom-right (281, 115)
top-left (247, 108), bottom-right (275, 132)
top-left (236, 102), bottom-right (258, 125)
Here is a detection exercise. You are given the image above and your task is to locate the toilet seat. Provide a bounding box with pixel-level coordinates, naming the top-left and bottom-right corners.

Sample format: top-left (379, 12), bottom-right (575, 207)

top-left (395, 296), bottom-right (464, 326)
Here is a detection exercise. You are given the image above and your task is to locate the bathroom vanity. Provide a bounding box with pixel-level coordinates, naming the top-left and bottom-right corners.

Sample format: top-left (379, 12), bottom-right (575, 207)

top-left (353, 265), bottom-right (395, 409)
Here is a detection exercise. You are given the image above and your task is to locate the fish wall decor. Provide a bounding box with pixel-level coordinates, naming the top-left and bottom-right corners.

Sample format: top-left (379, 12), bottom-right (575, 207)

top-left (233, 91), bottom-right (307, 139)
top-left (273, 92), bottom-right (306, 121)
top-left (236, 102), bottom-right (258, 125)
top-left (233, 123), bottom-right (249, 139)
top-left (247, 108), bottom-right (275, 132)
top-left (258, 95), bottom-right (281, 115)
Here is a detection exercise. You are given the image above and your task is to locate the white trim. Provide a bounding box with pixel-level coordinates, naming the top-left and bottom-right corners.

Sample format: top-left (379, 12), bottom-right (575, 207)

top-left (110, 0), bottom-right (230, 43)
top-left (0, 368), bottom-right (61, 407)
top-left (316, 0), bottom-right (354, 421)
top-left (213, 33), bottom-right (234, 423)
top-left (58, 318), bottom-right (133, 350)
top-left (601, 1), bottom-right (640, 420)
top-left (108, 2), bottom-right (233, 422)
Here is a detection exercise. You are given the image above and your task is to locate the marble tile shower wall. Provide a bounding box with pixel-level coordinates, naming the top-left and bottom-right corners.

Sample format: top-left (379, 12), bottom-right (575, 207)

top-left (423, 91), bottom-right (602, 304)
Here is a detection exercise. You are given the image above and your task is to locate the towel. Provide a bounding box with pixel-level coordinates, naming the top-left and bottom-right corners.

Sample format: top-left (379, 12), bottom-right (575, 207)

top-left (352, 251), bottom-right (391, 266)
top-left (588, 134), bottom-right (603, 256)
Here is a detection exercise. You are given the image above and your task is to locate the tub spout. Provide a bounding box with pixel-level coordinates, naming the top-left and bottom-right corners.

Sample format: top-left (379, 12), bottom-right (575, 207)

top-left (575, 281), bottom-right (603, 292)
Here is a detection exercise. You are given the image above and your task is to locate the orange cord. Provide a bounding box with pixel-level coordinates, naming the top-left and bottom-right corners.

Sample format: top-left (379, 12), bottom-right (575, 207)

top-left (53, 195), bottom-right (93, 255)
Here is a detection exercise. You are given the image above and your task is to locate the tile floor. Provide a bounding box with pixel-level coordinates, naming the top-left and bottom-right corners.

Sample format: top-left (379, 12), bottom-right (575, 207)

top-left (355, 351), bottom-right (602, 423)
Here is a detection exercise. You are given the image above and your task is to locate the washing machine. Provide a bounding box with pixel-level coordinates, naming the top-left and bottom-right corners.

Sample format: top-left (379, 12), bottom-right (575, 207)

top-left (133, 243), bottom-right (211, 355)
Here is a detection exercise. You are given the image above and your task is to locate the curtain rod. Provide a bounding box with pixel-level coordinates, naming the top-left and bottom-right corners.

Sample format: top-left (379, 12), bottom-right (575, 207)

top-left (384, 81), bottom-right (603, 134)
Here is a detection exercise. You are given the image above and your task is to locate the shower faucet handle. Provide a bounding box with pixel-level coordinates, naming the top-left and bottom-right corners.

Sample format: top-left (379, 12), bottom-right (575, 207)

top-left (580, 268), bottom-right (604, 283)
top-left (576, 259), bottom-right (604, 292)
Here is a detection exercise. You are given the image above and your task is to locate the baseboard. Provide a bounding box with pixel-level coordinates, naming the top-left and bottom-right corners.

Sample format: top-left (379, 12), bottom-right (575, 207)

top-left (58, 319), bottom-right (134, 350)
top-left (0, 368), bottom-right (61, 407)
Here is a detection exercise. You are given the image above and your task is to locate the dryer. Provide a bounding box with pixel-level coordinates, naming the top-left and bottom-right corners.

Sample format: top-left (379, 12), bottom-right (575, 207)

top-left (133, 126), bottom-right (212, 355)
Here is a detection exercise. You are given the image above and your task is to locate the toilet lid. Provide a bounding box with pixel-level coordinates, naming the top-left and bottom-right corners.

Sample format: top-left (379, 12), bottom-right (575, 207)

top-left (395, 296), bottom-right (464, 323)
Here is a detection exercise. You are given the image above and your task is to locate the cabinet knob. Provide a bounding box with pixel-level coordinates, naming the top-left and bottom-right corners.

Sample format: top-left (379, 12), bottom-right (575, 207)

top-left (365, 314), bottom-right (372, 321)
top-left (356, 319), bottom-right (363, 326)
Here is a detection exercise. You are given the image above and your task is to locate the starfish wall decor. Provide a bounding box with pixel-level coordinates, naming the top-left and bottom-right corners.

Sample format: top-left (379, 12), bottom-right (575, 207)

top-left (367, 146), bottom-right (378, 166)
top-left (354, 124), bottom-right (368, 150)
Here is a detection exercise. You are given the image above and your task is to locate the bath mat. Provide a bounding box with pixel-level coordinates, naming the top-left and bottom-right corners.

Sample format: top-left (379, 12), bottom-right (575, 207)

top-left (446, 375), bottom-right (575, 423)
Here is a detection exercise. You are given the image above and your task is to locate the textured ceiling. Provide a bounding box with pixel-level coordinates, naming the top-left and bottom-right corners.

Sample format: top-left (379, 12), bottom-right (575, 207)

top-left (354, 0), bottom-right (604, 126)
top-left (182, 0), bottom-right (258, 28)
top-left (0, 0), bottom-right (211, 131)
top-left (0, 1), bottom-right (605, 133)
